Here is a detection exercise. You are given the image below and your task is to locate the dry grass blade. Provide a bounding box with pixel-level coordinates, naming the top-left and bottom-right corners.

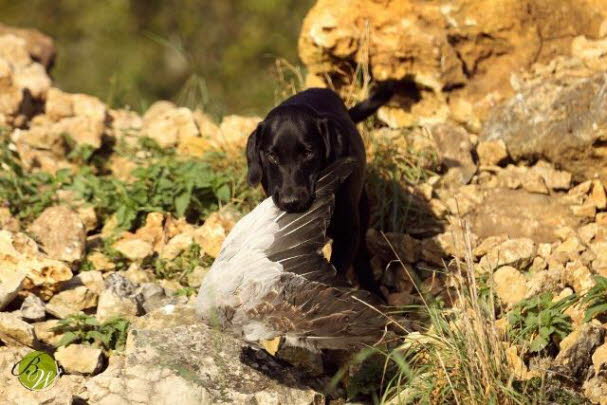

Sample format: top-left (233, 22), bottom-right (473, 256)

top-left (379, 219), bottom-right (524, 405)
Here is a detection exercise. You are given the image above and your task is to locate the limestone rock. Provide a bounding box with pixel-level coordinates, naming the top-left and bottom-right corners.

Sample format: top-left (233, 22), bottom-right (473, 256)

top-left (55, 344), bottom-right (104, 375)
top-left (554, 325), bottom-right (606, 383)
top-left (572, 35), bottom-right (607, 71)
top-left (46, 286), bottom-right (98, 319)
top-left (177, 134), bottom-right (212, 158)
top-left (193, 209), bottom-right (239, 258)
top-left (0, 34), bottom-right (50, 126)
top-left (186, 266), bottom-right (209, 289)
top-left (299, 0), bottom-right (607, 123)
top-left (112, 238), bottom-right (153, 261)
top-left (564, 262), bottom-right (595, 294)
top-left (520, 170), bottom-right (549, 195)
top-left (589, 180), bottom-right (607, 210)
top-left (583, 376), bottom-right (607, 405)
top-left (473, 235), bottom-right (508, 258)
top-left (387, 291), bottom-right (416, 307)
top-left (121, 264), bottom-right (154, 285)
top-left (493, 266), bottom-right (527, 306)
top-left (366, 230), bottom-right (420, 264)
top-left (482, 72), bottom-right (607, 182)
top-left (33, 319), bottom-right (63, 347)
top-left (160, 233), bottom-right (195, 260)
top-left (87, 252), bottom-right (116, 272)
top-left (96, 291), bottom-right (140, 322)
top-left (0, 312), bottom-right (36, 347)
top-left (531, 161), bottom-right (572, 191)
top-left (28, 205), bottom-right (86, 262)
top-left (0, 267), bottom-right (25, 311)
top-left (430, 123), bottom-right (476, 185)
top-left (467, 188), bottom-right (580, 243)
top-left (64, 270), bottom-right (106, 295)
top-left (137, 283), bottom-right (167, 314)
top-left (477, 140), bottom-right (509, 167)
top-left (82, 305), bottom-right (323, 404)
top-left (111, 212), bottom-right (167, 259)
top-left (142, 104), bottom-right (199, 148)
top-left (592, 342), bottom-right (607, 375)
top-left (96, 274), bottom-right (142, 322)
top-left (20, 294), bottom-right (46, 322)
top-left (571, 203), bottom-right (597, 219)
top-left (0, 207), bottom-right (20, 232)
top-left (214, 115), bottom-right (261, 154)
top-left (479, 238), bottom-right (536, 271)
top-left (12, 62), bottom-right (50, 98)
top-left (109, 108), bottom-right (143, 137)
top-left (20, 88), bottom-right (107, 151)
top-left (0, 23), bottom-right (56, 69)
top-left (0, 230), bottom-right (72, 300)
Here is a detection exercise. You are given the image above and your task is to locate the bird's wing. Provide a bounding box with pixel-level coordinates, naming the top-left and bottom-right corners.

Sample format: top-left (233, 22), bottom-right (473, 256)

top-left (240, 273), bottom-right (388, 351)
top-left (197, 158), bottom-right (388, 349)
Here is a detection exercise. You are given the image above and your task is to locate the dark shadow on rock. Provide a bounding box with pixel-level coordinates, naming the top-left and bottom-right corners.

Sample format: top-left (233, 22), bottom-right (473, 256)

top-left (239, 346), bottom-right (338, 398)
top-left (365, 174), bottom-right (445, 238)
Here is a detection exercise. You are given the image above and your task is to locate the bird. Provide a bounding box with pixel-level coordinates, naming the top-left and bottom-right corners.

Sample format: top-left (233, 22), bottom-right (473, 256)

top-left (195, 158), bottom-right (390, 351)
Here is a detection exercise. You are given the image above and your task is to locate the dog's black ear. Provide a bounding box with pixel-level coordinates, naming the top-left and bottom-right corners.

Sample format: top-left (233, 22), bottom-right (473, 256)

top-left (317, 117), bottom-right (347, 161)
top-left (246, 123), bottom-right (263, 186)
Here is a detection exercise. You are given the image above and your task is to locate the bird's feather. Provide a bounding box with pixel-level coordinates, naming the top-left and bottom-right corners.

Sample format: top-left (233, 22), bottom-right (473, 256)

top-left (196, 158), bottom-right (388, 350)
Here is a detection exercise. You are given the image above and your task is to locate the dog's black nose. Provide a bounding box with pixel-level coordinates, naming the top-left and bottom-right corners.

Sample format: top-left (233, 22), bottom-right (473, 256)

top-left (277, 189), bottom-right (313, 213)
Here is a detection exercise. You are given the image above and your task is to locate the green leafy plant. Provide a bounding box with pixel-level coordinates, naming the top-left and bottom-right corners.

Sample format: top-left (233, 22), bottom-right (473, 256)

top-left (0, 139), bottom-right (64, 222)
top-left (581, 275), bottom-right (607, 322)
top-left (1, 134), bottom-right (236, 229)
top-left (507, 292), bottom-right (575, 353)
top-left (51, 313), bottom-right (130, 352)
top-left (65, 156), bottom-right (232, 230)
top-left (62, 133), bottom-right (98, 166)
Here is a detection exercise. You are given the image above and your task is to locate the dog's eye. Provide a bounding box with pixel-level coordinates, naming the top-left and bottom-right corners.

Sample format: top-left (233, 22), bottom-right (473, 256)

top-left (266, 152), bottom-right (278, 165)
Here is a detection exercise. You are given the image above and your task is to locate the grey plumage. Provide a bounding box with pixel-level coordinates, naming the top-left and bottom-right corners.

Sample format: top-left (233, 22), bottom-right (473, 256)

top-left (196, 158), bottom-right (388, 351)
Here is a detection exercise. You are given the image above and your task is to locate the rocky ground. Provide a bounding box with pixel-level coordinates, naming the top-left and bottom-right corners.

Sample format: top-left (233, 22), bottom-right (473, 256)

top-left (1, 1), bottom-right (607, 403)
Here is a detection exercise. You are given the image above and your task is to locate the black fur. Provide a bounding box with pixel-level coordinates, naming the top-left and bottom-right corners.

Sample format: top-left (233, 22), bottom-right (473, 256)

top-left (245, 85), bottom-right (393, 295)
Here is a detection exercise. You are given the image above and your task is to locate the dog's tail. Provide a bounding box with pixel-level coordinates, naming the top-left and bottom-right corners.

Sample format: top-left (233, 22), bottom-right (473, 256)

top-left (348, 81), bottom-right (395, 123)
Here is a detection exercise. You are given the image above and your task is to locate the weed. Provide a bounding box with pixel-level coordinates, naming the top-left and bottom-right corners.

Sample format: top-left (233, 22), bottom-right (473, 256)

top-left (0, 138), bottom-right (63, 222)
top-left (145, 243), bottom-right (205, 282)
top-left (581, 275), bottom-right (607, 322)
top-left (203, 150), bottom-right (265, 212)
top-left (173, 287), bottom-right (198, 297)
top-left (52, 313), bottom-right (130, 353)
top-left (377, 224), bottom-right (583, 404)
top-left (507, 292), bottom-right (575, 354)
top-left (62, 133), bottom-right (99, 166)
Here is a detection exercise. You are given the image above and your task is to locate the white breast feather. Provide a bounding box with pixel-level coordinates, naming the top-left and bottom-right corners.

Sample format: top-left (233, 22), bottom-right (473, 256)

top-left (196, 197), bottom-right (284, 333)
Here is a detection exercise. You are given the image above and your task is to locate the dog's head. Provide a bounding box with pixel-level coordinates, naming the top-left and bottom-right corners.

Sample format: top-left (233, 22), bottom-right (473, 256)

top-left (246, 106), bottom-right (347, 213)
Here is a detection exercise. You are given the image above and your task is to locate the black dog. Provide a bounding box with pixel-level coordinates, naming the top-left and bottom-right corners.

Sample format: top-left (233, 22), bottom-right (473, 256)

top-left (246, 85), bottom-right (393, 296)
